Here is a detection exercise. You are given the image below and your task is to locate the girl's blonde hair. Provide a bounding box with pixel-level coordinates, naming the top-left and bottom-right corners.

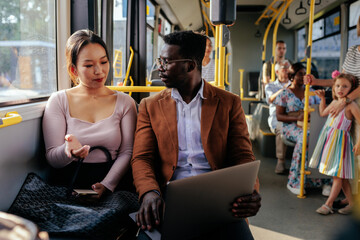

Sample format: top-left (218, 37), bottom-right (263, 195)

top-left (332, 73), bottom-right (359, 100)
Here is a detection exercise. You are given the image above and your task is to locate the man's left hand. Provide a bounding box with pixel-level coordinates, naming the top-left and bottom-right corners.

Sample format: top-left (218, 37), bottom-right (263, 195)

top-left (231, 190), bottom-right (261, 218)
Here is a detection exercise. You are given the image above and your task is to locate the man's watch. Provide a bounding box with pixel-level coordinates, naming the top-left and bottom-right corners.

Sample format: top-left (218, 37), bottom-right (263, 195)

top-left (345, 97), bottom-right (352, 104)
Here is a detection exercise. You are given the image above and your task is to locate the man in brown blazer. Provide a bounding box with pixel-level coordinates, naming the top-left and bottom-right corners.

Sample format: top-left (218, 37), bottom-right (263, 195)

top-left (131, 31), bottom-right (261, 239)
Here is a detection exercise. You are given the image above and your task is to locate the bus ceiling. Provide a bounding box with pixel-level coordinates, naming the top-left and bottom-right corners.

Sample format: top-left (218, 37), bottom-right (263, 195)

top-left (255, 0), bottom-right (347, 29)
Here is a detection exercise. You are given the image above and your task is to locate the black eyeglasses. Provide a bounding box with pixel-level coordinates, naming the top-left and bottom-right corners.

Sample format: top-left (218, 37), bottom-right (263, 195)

top-left (155, 58), bottom-right (193, 70)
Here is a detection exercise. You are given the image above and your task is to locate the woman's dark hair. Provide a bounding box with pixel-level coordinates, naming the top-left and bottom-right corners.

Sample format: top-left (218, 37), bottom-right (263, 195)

top-left (66, 29), bottom-right (109, 84)
top-left (288, 62), bottom-right (305, 81)
top-left (163, 31), bottom-right (207, 71)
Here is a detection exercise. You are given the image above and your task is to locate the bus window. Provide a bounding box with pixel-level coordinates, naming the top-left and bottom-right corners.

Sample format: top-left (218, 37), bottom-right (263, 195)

top-left (325, 12), bottom-right (340, 35)
top-left (297, 27), bottom-right (306, 60)
top-left (113, 0), bottom-right (128, 86)
top-left (312, 19), bottom-right (324, 41)
top-left (0, 0), bottom-right (56, 105)
top-left (146, 0), bottom-right (155, 77)
top-left (348, 1), bottom-right (360, 47)
top-left (349, 0), bottom-right (360, 28)
top-left (305, 10), bottom-right (341, 79)
top-left (312, 34), bottom-right (341, 79)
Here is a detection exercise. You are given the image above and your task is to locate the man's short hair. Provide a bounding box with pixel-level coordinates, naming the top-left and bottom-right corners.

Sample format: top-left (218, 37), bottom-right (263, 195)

top-left (276, 40), bottom-right (285, 45)
top-left (274, 60), bottom-right (290, 72)
top-left (163, 31), bottom-right (207, 71)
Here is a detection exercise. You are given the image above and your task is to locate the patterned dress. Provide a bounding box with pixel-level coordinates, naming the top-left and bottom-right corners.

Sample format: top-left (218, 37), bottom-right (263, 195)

top-left (309, 109), bottom-right (355, 179)
top-left (274, 88), bottom-right (326, 189)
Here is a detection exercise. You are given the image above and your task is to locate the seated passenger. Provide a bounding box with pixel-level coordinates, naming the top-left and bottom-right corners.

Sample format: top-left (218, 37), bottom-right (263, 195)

top-left (43, 29), bottom-right (137, 198)
top-left (265, 60), bottom-right (291, 174)
top-left (131, 30), bottom-right (261, 239)
top-left (201, 36), bottom-right (215, 82)
top-left (274, 62), bottom-right (330, 195)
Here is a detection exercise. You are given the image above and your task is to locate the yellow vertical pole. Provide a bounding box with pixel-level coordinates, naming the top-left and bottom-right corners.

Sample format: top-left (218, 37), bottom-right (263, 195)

top-left (214, 25), bottom-right (220, 86)
top-left (225, 53), bottom-right (230, 85)
top-left (271, 0), bottom-right (293, 82)
top-left (261, 1), bottom-right (286, 63)
top-left (239, 69), bottom-right (244, 99)
top-left (218, 25), bottom-right (225, 89)
top-left (298, 0), bottom-right (315, 199)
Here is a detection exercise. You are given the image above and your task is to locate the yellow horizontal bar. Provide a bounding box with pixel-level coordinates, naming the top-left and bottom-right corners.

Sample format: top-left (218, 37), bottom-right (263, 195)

top-left (259, 129), bottom-right (275, 136)
top-left (241, 97), bottom-right (260, 101)
top-left (301, 170), bottom-right (312, 175)
top-left (245, 115), bottom-right (253, 120)
top-left (0, 111), bottom-right (22, 129)
top-left (107, 86), bottom-right (166, 92)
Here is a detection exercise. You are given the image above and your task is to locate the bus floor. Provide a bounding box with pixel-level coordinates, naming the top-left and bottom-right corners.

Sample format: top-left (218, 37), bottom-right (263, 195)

top-left (249, 140), bottom-right (351, 240)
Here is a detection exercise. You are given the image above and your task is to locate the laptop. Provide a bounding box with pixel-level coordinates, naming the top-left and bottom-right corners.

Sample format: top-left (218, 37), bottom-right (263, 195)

top-left (130, 160), bottom-right (260, 240)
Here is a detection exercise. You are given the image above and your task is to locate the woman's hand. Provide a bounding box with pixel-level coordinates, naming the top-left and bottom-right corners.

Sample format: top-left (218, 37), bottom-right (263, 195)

top-left (304, 74), bottom-right (316, 85)
top-left (65, 134), bottom-right (90, 159)
top-left (297, 112), bottom-right (305, 122)
top-left (328, 100), bottom-right (346, 117)
top-left (315, 89), bottom-right (325, 99)
top-left (92, 182), bottom-right (108, 198)
top-left (354, 142), bottom-right (360, 156)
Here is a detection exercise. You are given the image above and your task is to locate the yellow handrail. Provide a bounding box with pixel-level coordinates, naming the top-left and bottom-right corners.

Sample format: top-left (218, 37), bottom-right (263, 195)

top-left (0, 111), bottom-right (22, 129)
top-left (260, 3), bottom-right (285, 63)
top-left (299, 0), bottom-right (316, 199)
top-left (239, 69), bottom-right (245, 99)
top-left (218, 25), bottom-right (225, 89)
top-left (225, 53), bottom-right (230, 85)
top-left (271, 0), bottom-right (293, 82)
top-left (124, 46), bottom-right (134, 83)
top-left (255, 0), bottom-right (286, 25)
top-left (201, 9), bottom-right (215, 37)
top-left (107, 86), bottom-right (165, 92)
top-left (200, 0), bottom-right (210, 8)
top-left (214, 25), bottom-right (220, 86)
top-left (123, 76), bottom-right (135, 96)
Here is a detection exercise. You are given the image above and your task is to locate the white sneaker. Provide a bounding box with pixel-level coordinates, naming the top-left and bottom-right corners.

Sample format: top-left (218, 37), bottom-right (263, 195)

top-left (287, 183), bottom-right (306, 195)
top-left (322, 185), bottom-right (331, 197)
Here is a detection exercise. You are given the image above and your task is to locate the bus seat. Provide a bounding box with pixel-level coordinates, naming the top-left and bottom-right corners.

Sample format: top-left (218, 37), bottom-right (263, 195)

top-left (149, 69), bottom-right (165, 86)
top-left (281, 133), bottom-right (296, 147)
top-left (247, 103), bottom-right (276, 158)
top-left (248, 71), bottom-right (260, 97)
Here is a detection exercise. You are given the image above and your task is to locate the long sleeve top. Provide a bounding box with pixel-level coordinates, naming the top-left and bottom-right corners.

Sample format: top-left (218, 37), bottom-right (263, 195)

top-left (43, 90), bottom-right (137, 191)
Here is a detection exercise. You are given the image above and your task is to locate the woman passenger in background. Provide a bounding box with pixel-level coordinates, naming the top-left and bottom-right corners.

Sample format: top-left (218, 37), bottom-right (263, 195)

top-left (274, 62), bottom-right (330, 195)
top-left (43, 29), bottom-right (137, 198)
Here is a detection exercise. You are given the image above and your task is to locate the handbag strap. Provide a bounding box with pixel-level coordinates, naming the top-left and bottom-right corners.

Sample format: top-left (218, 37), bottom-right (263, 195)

top-left (67, 146), bottom-right (112, 196)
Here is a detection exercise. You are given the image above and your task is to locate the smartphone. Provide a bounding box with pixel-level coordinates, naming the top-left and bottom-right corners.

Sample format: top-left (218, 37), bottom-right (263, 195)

top-left (73, 189), bottom-right (98, 195)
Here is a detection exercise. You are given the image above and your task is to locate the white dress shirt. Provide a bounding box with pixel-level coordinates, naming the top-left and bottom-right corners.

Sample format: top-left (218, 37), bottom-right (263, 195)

top-left (170, 80), bottom-right (212, 180)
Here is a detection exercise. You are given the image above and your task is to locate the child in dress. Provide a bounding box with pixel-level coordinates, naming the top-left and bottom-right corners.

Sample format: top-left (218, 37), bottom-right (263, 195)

top-left (310, 71), bottom-right (360, 215)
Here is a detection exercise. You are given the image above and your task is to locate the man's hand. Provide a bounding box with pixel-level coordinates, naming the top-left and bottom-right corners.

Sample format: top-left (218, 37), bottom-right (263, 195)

top-left (136, 191), bottom-right (164, 231)
top-left (231, 190), bottom-right (261, 218)
top-left (328, 99), bottom-right (346, 117)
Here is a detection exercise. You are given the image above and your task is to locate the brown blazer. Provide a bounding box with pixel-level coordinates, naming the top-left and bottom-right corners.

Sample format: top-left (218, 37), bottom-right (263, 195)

top-left (131, 81), bottom-right (255, 199)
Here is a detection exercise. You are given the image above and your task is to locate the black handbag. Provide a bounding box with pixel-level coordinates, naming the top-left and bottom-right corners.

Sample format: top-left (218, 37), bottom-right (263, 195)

top-left (8, 146), bottom-right (140, 239)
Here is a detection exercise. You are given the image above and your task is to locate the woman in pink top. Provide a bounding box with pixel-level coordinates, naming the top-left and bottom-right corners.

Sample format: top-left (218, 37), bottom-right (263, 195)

top-left (43, 30), bottom-right (137, 198)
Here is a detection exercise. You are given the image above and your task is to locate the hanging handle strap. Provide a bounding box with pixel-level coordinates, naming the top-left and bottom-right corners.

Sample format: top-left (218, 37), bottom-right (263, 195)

top-left (67, 146), bottom-right (112, 196)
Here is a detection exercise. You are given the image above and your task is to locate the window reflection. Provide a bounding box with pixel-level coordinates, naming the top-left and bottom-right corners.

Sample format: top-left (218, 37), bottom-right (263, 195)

top-left (0, 0), bottom-right (56, 104)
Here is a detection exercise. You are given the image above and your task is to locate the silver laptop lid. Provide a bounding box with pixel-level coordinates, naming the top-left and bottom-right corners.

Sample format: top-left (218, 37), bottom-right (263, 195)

top-left (162, 160), bottom-right (260, 240)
